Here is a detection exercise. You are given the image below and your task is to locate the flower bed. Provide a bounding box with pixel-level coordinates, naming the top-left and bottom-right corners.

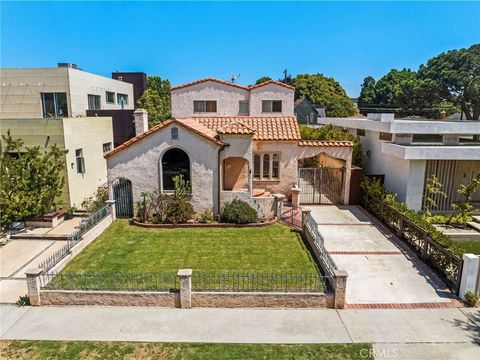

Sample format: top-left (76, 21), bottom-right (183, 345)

top-left (131, 218), bottom-right (277, 228)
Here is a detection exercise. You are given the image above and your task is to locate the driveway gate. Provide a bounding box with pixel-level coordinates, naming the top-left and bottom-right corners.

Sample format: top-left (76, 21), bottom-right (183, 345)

top-left (112, 178), bottom-right (134, 218)
top-left (298, 167), bottom-right (345, 205)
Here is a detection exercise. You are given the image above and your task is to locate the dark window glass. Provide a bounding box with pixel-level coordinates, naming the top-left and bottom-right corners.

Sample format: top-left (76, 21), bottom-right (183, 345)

top-left (272, 154), bottom-right (279, 179)
top-left (41, 92), bottom-right (68, 118)
top-left (171, 127), bottom-right (178, 140)
top-left (162, 148), bottom-right (190, 191)
top-left (253, 154), bottom-right (260, 180)
top-left (194, 100), bottom-right (216, 113)
top-left (117, 93), bottom-right (128, 108)
top-left (379, 132), bottom-right (393, 141)
top-left (412, 134), bottom-right (443, 143)
top-left (262, 100), bottom-right (282, 113)
top-left (239, 100), bottom-right (249, 114)
top-left (88, 94), bottom-right (101, 110)
top-left (102, 143), bottom-right (112, 153)
top-left (106, 91), bottom-right (115, 104)
top-left (206, 100), bottom-right (216, 112)
top-left (263, 154), bottom-right (270, 178)
top-left (272, 100), bottom-right (282, 112)
top-left (357, 129), bottom-right (366, 136)
top-left (75, 149), bottom-right (85, 173)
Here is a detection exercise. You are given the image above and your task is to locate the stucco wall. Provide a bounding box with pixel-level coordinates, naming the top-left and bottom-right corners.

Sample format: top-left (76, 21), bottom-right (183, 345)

top-left (249, 83), bottom-right (294, 116)
top-left (63, 117), bottom-right (113, 207)
top-left (0, 67), bottom-right (133, 119)
top-left (107, 123), bottom-right (220, 213)
top-left (171, 81), bottom-right (249, 117)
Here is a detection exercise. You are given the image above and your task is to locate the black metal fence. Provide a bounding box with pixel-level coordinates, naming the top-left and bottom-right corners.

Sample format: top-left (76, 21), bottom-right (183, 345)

top-left (39, 271), bottom-right (329, 293)
top-left (40, 272), bottom-right (178, 291)
top-left (280, 204), bottom-right (303, 229)
top-left (39, 203), bottom-right (112, 273)
top-left (192, 273), bottom-right (329, 292)
top-left (362, 193), bottom-right (463, 292)
top-left (298, 167), bottom-right (345, 205)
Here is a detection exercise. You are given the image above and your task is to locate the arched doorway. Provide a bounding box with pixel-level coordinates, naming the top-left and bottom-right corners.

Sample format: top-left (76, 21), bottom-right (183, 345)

top-left (112, 178), bottom-right (133, 218)
top-left (161, 148), bottom-right (191, 191)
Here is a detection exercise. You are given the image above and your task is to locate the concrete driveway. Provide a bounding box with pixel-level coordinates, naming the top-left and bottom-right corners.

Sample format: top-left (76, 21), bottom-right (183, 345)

top-left (0, 239), bottom-right (64, 303)
top-left (309, 206), bottom-right (456, 306)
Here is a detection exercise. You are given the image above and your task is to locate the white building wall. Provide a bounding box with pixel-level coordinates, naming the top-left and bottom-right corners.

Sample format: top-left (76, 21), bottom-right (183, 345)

top-left (171, 81), bottom-right (249, 117)
top-left (249, 84), bottom-right (294, 116)
top-left (107, 123), bottom-right (220, 214)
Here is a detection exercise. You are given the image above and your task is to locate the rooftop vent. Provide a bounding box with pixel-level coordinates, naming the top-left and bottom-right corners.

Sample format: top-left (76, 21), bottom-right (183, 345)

top-left (57, 63), bottom-right (78, 69)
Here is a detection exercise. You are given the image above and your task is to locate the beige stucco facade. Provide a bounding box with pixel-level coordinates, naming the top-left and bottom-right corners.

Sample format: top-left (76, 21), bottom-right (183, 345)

top-left (1, 117), bottom-right (113, 208)
top-left (0, 67), bottom-right (133, 119)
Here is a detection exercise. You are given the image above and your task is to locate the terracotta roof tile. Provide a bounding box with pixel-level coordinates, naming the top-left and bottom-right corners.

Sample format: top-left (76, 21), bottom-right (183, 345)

top-left (249, 79), bottom-right (295, 91)
top-left (192, 116), bottom-right (301, 141)
top-left (171, 78), bottom-right (295, 92)
top-left (217, 121), bottom-right (256, 135)
top-left (298, 140), bottom-right (354, 147)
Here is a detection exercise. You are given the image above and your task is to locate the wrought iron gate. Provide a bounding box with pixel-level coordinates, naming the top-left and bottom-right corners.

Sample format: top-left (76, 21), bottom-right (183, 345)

top-left (298, 167), bottom-right (345, 205)
top-left (112, 178), bottom-right (134, 218)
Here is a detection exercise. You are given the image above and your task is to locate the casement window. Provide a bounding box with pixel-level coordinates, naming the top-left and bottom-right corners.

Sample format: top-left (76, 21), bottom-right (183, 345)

top-left (41, 92), bottom-right (68, 118)
top-left (102, 142), bottom-right (112, 153)
top-left (379, 132), bottom-right (393, 141)
top-left (75, 149), bottom-right (85, 174)
top-left (253, 152), bottom-right (280, 180)
top-left (87, 94), bottom-right (101, 110)
top-left (106, 91), bottom-right (115, 104)
top-left (357, 129), bottom-right (366, 136)
top-left (239, 100), bottom-right (249, 114)
top-left (193, 100), bottom-right (217, 113)
top-left (117, 93), bottom-right (128, 107)
top-left (262, 100), bottom-right (282, 113)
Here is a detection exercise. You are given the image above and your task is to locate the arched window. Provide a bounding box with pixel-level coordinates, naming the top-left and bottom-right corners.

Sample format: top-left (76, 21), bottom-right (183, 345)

top-left (161, 148), bottom-right (190, 191)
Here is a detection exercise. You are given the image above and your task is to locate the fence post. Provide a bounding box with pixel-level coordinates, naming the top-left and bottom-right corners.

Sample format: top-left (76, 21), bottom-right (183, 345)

top-left (106, 200), bottom-right (116, 221)
top-left (459, 254), bottom-right (480, 299)
top-left (177, 269), bottom-right (192, 309)
top-left (302, 209), bottom-right (311, 233)
top-left (273, 193), bottom-right (286, 219)
top-left (25, 268), bottom-right (43, 306)
top-left (333, 270), bottom-right (348, 309)
top-left (291, 186), bottom-right (301, 208)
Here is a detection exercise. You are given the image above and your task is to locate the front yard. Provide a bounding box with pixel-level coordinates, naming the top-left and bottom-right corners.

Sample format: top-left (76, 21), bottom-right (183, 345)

top-left (61, 221), bottom-right (320, 275)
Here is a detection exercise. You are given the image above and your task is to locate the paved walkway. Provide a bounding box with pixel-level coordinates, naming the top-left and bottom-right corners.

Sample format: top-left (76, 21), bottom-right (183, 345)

top-left (309, 206), bottom-right (457, 306)
top-left (1, 305), bottom-right (478, 359)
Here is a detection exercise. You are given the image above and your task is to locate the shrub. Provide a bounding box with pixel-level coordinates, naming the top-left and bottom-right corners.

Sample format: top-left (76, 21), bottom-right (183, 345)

top-left (221, 199), bottom-right (258, 224)
top-left (81, 187), bottom-right (108, 213)
top-left (199, 208), bottom-right (214, 223)
top-left (464, 291), bottom-right (479, 307)
top-left (165, 198), bottom-right (194, 224)
top-left (16, 295), bottom-right (30, 307)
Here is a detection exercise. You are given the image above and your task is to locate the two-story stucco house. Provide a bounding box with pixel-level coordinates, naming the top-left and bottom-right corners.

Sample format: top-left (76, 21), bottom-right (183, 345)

top-left (105, 78), bottom-right (353, 219)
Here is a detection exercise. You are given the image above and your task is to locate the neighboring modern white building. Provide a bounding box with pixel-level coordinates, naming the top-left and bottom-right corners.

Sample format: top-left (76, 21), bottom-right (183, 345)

top-left (0, 63), bottom-right (134, 119)
top-left (319, 113), bottom-right (480, 211)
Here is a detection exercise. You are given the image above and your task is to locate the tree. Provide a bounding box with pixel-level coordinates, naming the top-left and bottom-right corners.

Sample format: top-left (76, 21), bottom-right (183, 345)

top-left (358, 76), bottom-right (377, 107)
top-left (255, 76), bottom-right (272, 85)
top-left (0, 131), bottom-right (67, 230)
top-left (136, 76), bottom-right (171, 127)
top-left (449, 174), bottom-right (480, 227)
top-left (422, 175), bottom-right (447, 219)
top-left (418, 44), bottom-right (480, 120)
top-left (299, 124), bottom-right (362, 166)
top-left (374, 68), bottom-right (423, 111)
top-left (293, 74), bottom-right (356, 117)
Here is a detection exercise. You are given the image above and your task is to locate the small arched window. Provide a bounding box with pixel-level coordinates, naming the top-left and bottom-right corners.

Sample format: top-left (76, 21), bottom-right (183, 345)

top-left (171, 127), bottom-right (179, 140)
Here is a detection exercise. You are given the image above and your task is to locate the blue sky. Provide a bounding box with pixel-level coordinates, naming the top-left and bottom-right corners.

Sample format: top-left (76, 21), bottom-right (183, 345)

top-left (1, 1), bottom-right (479, 96)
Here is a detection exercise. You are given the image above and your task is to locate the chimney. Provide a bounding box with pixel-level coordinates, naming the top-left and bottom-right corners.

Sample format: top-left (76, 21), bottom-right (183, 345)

top-left (134, 109), bottom-right (148, 136)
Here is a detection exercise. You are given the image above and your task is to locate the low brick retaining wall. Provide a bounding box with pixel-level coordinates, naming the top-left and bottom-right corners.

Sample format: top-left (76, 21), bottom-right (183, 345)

top-left (131, 218), bottom-right (277, 228)
top-left (35, 289), bottom-right (332, 308)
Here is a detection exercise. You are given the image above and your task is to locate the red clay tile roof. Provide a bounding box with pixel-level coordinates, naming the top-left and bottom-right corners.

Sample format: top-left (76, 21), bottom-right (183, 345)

top-left (298, 140), bottom-right (354, 147)
top-left (170, 78), bottom-right (295, 92)
top-left (192, 116), bottom-right (301, 141)
top-left (104, 118), bottom-right (223, 159)
top-left (217, 121), bottom-right (256, 135)
top-left (249, 79), bottom-right (295, 91)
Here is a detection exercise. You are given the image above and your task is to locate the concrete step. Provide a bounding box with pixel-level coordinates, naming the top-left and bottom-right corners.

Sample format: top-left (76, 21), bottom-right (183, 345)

top-left (472, 215), bottom-right (480, 223)
top-left (467, 221), bottom-right (480, 233)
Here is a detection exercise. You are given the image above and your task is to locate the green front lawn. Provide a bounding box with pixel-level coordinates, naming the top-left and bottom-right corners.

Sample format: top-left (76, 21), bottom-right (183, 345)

top-left (61, 221), bottom-right (320, 275)
top-left (457, 240), bottom-right (480, 255)
top-left (0, 341), bottom-right (373, 360)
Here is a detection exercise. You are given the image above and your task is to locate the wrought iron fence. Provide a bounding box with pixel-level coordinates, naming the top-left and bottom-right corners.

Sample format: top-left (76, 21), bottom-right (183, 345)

top-left (191, 273), bottom-right (329, 292)
top-left (362, 193), bottom-right (463, 292)
top-left (280, 204), bottom-right (303, 229)
top-left (303, 211), bottom-right (338, 278)
top-left (40, 272), bottom-right (178, 291)
top-left (39, 203), bottom-right (112, 273)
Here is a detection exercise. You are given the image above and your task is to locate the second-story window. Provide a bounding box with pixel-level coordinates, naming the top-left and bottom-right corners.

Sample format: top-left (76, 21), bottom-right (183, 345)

top-left (106, 91), bottom-right (115, 104)
top-left (41, 92), bottom-right (68, 118)
top-left (193, 100), bottom-right (217, 113)
top-left (88, 94), bottom-right (101, 110)
top-left (262, 100), bottom-right (282, 113)
top-left (75, 149), bottom-right (85, 174)
top-left (239, 100), bottom-right (249, 114)
top-left (117, 93), bottom-right (128, 108)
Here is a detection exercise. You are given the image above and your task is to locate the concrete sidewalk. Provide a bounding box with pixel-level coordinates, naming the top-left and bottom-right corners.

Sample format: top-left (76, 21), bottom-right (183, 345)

top-left (1, 305), bottom-right (479, 359)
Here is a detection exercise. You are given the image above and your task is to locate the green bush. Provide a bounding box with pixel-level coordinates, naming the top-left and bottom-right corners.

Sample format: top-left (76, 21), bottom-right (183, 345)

top-left (16, 295), bottom-right (30, 307)
top-left (221, 199), bottom-right (258, 224)
top-left (198, 208), bottom-right (214, 223)
top-left (165, 198), bottom-right (194, 224)
top-left (464, 291), bottom-right (479, 307)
